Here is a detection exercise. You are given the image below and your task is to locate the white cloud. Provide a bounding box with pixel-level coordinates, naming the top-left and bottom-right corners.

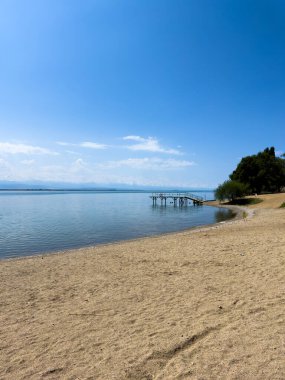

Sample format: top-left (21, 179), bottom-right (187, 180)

top-left (80, 141), bottom-right (107, 149)
top-left (28, 161), bottom-right (93, 183)
top-left (21, 160), bottom-right (35, 165)
top-left (57, 137), bottom-right (180, 154)
top-left (56, 141), bottom-right (71, 146)
top-left (99, 157), bottom-right (195, 170)
top-left (0, 158), bottom-right (12, 168)
top-left (0, 158), bottom-right (13, 179)
top-left (65, 150), bottom-right (81, 155)
top-left (56, 141), bottom-right (107, 150)
top-left (71, 158), bottom-right (88, 172)
top-left (123, 135), bottom-right (145, 142)
top-left (0, 158), bottom-right (204, 187)
top-left (0, 142), bottom-right (58, 155)
top-left (123, 136), bottom-right (181, 155)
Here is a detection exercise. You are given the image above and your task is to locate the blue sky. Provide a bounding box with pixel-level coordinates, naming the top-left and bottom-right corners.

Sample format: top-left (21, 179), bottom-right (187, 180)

top-left (0, 0), bottom-right (284, 188)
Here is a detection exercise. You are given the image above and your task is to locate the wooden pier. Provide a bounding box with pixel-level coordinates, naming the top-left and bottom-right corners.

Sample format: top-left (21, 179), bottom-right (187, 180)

top-left (150, 193), bottom-right (204, 206)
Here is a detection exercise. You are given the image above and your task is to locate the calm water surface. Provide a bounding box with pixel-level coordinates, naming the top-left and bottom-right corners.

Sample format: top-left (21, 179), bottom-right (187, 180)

top-left (0, 191), bottom-right (233, 259)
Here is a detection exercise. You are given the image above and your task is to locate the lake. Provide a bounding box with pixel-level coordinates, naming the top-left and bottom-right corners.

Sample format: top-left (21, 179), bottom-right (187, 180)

top-left (0, 190), bottom-right (233, 259)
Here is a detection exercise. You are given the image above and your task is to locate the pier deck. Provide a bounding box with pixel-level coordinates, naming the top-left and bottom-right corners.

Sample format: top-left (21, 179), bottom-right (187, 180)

top-left (150, 193), bottom-right (204, 206)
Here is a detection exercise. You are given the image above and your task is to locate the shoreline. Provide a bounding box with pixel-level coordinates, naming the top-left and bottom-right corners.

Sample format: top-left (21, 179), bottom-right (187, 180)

top-left (1, 193), bottom-right (285, 379)
top-left (206, 201), bottom-right (256, 219)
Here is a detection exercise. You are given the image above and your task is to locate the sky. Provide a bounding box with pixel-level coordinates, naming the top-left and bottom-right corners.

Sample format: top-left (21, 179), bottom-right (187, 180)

top-left (0, 0), bottom-right (285, 188)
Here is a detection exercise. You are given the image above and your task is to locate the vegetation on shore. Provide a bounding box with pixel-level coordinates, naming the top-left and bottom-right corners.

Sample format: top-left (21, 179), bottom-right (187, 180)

top-left (280, 202), bottom-right (285, 208)
top-left (225, 197), bottom-right (263, 206)
top-left (215, 147), bottom-right (285, 202)
top-left (215, 180), bottom-right (248, 202)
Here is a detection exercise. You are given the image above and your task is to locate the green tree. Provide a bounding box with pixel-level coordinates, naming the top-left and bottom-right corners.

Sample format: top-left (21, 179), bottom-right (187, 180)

top-left (215, 180), bottom-right (249, 202)
top-left (230, 147), bottom-right (285, 193)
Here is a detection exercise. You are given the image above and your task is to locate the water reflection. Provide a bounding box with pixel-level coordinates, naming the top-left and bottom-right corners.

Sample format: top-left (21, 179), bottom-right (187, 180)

top-left (214, 209), bottom-right (235, 223)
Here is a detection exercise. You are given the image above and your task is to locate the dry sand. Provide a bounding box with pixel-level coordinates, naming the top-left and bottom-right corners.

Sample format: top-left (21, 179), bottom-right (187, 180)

top-left (0, 193), bottom-right (285, 380)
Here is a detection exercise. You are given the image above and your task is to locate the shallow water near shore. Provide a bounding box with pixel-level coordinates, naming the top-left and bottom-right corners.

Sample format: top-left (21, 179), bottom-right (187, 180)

top-left (0, 190), bottom-right (234, 259)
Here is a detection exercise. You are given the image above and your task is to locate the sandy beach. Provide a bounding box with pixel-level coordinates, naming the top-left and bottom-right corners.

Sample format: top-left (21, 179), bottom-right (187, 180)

top-left (1, 193), bottom-right (285, 380)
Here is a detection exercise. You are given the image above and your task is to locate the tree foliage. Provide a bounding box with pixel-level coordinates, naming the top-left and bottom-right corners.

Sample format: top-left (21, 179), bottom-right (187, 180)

top-left (229, 147), bottom-right (285, 193)
top-left (215, 180), bottom-right (249, 202)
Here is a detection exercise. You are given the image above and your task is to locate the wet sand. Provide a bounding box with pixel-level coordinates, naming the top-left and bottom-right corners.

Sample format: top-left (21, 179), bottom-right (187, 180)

top-left (0, 193), bottom-right (285, 379)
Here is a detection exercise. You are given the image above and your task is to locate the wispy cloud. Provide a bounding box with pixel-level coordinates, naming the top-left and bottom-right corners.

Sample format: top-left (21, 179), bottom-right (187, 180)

top-left (71, 158), bottom-right (88, 172)
top-left (0, 158), bottom-right (12, 168)
top-left (0, 156), bottom-right (203, 187)
top-left (39, 159), bottom-right (93, 182)
top-left (0, 158), bottom-right (14, 179)
top-left (57, 137), bottom-right (180, 154)
top-left (65, 150), bottom-right (81, 155)
top-left (123, 136), bottom-right (144, 142)
top-left (56, 141), bottom-right (107, 149)
top-left (123, 136), bottom-right (181, 155)
top-left (0, 142), bottom-right (58, 155)
top-left (21, 159), bottom-right (35, 165)
top-left (99, 157), bottom-right (195, 170)
top-left (56, 141), bottom-right (71, 146)
top-left (80, 141), bottom-right (107, 149)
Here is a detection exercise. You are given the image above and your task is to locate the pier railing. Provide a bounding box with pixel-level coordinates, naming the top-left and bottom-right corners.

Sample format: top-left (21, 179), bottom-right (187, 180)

top-left (150, 192), bottom-right (204, 206)
top-left (150, 192), bottom-right (204, 202)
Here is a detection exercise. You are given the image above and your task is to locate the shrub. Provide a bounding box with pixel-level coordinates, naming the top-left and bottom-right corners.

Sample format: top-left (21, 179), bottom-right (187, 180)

top-left (228, 197), bottom-right (263, 206)
top-left (215, 180), bottom-right (249, 202)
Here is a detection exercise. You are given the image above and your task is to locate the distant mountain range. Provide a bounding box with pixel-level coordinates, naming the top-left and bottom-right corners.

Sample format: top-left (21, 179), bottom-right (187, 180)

top-left (0, 180), bottom-right (214, 192)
